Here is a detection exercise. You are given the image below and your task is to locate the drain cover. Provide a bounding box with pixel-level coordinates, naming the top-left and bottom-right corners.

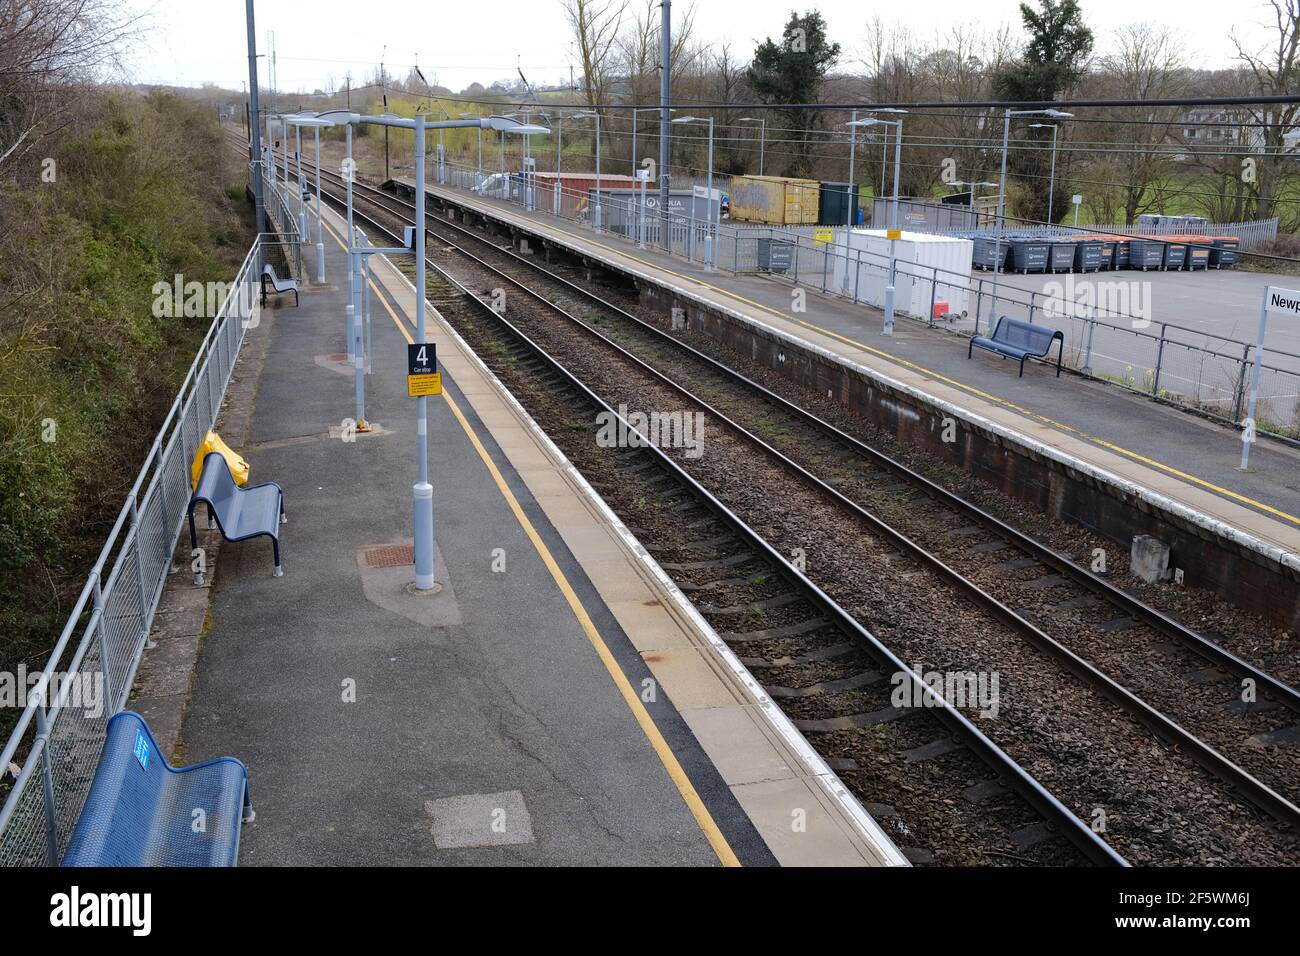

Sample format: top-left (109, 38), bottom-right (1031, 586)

top-left (364, 544), bottom-right (415, 568)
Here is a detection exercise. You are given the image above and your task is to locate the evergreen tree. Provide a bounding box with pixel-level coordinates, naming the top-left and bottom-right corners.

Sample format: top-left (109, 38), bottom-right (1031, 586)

top-left (994, 0), bottom-right (1094, 224)
top-left (747, 11), bottom-right (841, 177)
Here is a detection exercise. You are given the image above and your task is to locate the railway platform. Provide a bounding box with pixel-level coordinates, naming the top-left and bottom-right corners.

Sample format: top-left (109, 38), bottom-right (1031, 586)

top-left (408, 178), bottom-right (1300, 560)
top-left (136, 198), bottom-right (905, 867)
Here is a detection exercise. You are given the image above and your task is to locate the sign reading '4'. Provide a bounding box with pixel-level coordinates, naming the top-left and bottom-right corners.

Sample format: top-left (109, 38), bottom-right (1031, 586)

top-left (407, 342), bottom-right (441, 397)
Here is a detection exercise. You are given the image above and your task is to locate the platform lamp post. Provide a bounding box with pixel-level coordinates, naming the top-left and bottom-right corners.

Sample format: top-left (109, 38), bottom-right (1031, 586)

top-left (284, 112), bottom-right (334, 284)
top-left (552, 111), bottom-right (563, 214)
top-left (327, 112), bottom-right (546, 592)
top-left (422, 107), bottom-right (450, 184)
top-left (1029, 122), bottom-right (1060, 226)
top-left (848, 114), bottom-right (905, 334)
top-left (672, 116), bottom-right (715, 269)
top-left (737, 116), bottom-right (765, 176)
top-left (572, 111), bottom-right (603, 232)
top-left (991, 108), bottom-right (1073, 332)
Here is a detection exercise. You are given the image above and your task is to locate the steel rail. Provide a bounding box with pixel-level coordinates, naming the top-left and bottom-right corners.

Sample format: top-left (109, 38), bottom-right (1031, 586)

top-left (258, 141), bottom-right (1300, 846)
top-left (286, 161), bottom-right (1128, 867)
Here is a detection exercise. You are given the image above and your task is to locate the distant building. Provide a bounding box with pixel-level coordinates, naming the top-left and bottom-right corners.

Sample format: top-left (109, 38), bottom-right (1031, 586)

top-left (1176, 107), bottom-right (1264, 160)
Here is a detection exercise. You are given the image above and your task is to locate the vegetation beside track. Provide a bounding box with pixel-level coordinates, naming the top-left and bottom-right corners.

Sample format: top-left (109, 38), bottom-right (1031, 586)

top-left (0, 91), bottom-right (255, 726)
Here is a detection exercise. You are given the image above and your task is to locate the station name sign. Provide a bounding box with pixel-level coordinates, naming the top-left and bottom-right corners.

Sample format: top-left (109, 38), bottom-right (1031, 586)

top-left (1265, 286), bottom-right (1300, 318)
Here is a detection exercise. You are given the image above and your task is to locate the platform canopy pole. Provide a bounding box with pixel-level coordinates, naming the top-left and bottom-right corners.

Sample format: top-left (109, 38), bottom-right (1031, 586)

top-left (411, 113), bottom-right (436, 590)
top-left (347, 113), bottom-right (545, 590)
top-left (317, 111), bottom-right (362, 368)
top-left (314, 125), bottom-right (325, 281)
top-left (658, 0), bottom-right (672, 252)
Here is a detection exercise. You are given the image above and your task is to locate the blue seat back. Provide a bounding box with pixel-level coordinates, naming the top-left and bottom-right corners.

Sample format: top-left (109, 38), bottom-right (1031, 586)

top-left (61, 712), bottom-right (248, 867)
top-left (195, 452), bottom-right (239, 520)
top-left (994, 317), bottom-right (1056, 352)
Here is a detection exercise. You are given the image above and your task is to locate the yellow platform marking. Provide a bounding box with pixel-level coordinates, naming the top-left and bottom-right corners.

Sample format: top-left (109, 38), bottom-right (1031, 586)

top-left (320, 215), bottom-right (741, 865)
top-left (495, 212), bottom-right (1300, 530)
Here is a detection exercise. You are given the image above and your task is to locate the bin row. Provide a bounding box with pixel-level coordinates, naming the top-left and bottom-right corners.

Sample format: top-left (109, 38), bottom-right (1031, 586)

top-left (962, 234), bottom-right (1239, 274)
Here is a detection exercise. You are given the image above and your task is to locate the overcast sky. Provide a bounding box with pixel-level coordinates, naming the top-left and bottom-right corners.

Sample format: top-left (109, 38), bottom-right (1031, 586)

top-left (128, 0), bottom-right (1282, 95)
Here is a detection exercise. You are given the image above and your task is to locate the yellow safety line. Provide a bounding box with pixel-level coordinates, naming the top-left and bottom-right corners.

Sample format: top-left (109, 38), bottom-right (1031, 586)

top-left (447, 197), bottom-right (1300, 530)
top-left (321, 214), bottom-right (742, 866)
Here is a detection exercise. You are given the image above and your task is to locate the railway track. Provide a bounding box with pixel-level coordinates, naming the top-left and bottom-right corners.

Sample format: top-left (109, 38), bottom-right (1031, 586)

top-left (248, 140), bottom-right (1300, 864)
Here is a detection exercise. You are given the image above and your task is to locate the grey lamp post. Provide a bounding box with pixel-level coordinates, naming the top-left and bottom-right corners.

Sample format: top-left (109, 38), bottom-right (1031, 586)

top-left (738, 117), bottom-right (765, 175)
top-left (552, 111), bottom-right (564, 214)
top-left (284, 112), bottom-right (334, 284)
top-left (848, 115), bottom-right (905, 334)
top-left (424, 107), bottom-right (450, 184)
top-left (853, 107), bottom-right (906, 230)
top-left (572, 111), bottom-right (603, 232)
top-left (320, 112), bottom-right (543, 591)
top-left (991, 108), bottom-right (1073, 329)
top-left (1029, 123), bottom-right (1060, 226)
top-left (504, 122), bottom-right (550, 211)
top-left (672, 116), bottom-right (715, 269)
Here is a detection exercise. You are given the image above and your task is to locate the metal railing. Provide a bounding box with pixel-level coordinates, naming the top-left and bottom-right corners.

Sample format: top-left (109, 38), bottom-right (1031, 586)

top-left (256, 162), bottom-right (304, 278)
top-left (0, 237), bottom-right (265, 866)
top-left (425, 161), bottom-right (1300, 441)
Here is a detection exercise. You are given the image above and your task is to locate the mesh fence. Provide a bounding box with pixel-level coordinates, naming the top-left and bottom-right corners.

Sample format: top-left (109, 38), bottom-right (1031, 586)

top-left (0, 237), bottom-right (264, 866)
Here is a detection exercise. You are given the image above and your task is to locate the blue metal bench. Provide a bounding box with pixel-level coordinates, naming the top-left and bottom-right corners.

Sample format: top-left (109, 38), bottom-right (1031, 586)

top-left (968, 316), bottom-right (1064, 378)
top-left (260, 263), bottom-right (299, 307)
top-left (189, 451), bottom-right (285, 583)
top-left (61, 711), bottom-right (253, 867)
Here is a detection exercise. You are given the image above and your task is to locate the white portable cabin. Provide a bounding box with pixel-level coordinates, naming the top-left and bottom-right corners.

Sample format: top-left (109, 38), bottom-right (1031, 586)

top-left (830, 229), bottom-right (974, 320)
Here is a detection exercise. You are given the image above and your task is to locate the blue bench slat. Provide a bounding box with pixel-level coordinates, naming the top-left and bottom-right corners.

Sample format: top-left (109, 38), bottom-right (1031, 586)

top-left (968, 316), bottom-right (1064, 378)
top-left (61, 712), bottom-right (251, 867)
top-left (189, 452), bottom-right (285, 580)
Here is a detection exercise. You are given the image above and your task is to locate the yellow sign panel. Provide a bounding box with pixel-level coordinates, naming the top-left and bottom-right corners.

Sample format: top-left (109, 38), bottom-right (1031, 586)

top-left (407, 372), bottom-right (442, 397)
top-left (814, 228), bottom-right (834, 244)
top-left (886, 228), bottom-right (902, 241)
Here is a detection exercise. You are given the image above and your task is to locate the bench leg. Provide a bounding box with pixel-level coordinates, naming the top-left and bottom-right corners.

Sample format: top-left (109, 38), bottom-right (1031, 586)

top-left (242, 781), bottom-right (256, 824)
top-left (967, 339), bottom-right (974, 359)
top-left (188, 511), bottom-right (204, 586)
top-left (1056, 339), bottom-right (1064, 377)
top-left (280, 496), bottom-right (287, 525)
top-left (1018, 356), bottom-right (1026, 377)
top-left (272, 537), bottom-right (283, 578)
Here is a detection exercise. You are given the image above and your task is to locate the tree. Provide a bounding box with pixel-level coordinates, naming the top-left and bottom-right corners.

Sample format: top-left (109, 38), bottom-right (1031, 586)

top-left (747, 10), bottom-right (841, 177)
top-left (0, 0), bottom-right (139, 172)
top-left (994, 0), bottom-right (1094, 102)
top-left (994, 0), bottom-right (1094, 224)
top-left (1092, 23), bottom-right (1187, 224)
top-left (560, 0), bottom-right (627, 164)
top-left (1229, 0), bottom-right (1300, 224)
